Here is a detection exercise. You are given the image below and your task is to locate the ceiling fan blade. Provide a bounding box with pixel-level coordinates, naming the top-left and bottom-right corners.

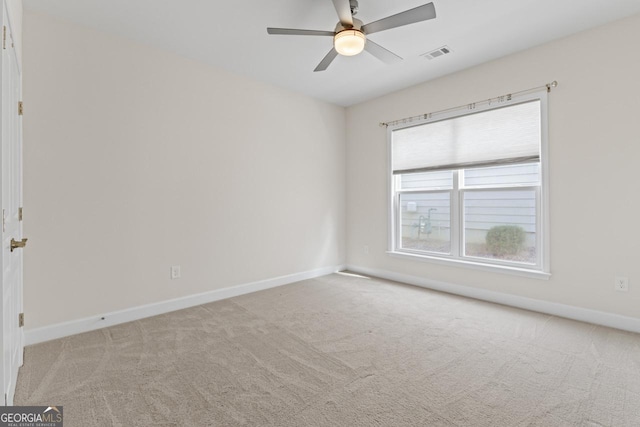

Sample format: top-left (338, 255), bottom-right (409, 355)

top-left (314, 48), bottom-right (339, 72)
top-left (362, 3), bottom-right (436, 35)
top-left (364, 40), bottom-right (402, 64)
top-left (267, 28), bottom-right (335, 36)
top-left (331, 0), bottom-right (353, 27)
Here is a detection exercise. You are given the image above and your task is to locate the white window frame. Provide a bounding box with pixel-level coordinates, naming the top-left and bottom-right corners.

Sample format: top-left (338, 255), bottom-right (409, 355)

top-left (387, 91), bottom-right (550, 280)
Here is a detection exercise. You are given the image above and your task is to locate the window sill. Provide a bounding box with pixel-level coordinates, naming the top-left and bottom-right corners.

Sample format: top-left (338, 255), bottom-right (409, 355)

top-left (387, 250), bottom-right (551, 280)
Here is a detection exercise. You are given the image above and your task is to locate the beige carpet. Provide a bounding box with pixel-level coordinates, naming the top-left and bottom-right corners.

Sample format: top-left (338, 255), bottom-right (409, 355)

top-left (15, 273), bottom-right (640, 426)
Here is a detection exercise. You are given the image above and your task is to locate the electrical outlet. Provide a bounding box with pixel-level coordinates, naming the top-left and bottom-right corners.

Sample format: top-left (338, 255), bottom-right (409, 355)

top-left (171, 265), bottom-right (181, 280)
top-left (614, 276), bottom-right (628, 292)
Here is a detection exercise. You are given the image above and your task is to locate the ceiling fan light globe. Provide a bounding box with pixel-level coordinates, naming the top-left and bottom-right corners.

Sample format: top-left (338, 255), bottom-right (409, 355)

top-left (334, 30), bottom-right (366, 56)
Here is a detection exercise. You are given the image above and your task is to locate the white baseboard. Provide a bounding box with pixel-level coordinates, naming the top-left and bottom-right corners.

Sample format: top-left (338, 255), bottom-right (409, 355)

top-left (25, 264), bottom-right (346, 346)
top-left (347, 265), bottom-right (640, 334)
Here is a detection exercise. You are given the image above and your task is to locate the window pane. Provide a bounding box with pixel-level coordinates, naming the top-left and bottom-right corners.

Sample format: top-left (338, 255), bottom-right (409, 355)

top-left (462, 163), bottom-right (540, 188)
top-left (399, 192), bottom-right (450, 254)
top-left (463, 190), bottom-right (536, 264)
top-left (400, 170), bottom-right (453, 190)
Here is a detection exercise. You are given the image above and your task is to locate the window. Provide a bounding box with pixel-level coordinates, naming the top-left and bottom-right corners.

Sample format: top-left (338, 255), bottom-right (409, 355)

top-left (388, 92), bottom-right (549, 277)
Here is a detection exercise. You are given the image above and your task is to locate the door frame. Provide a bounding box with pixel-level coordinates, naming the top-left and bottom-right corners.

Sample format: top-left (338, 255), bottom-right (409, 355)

top-left (0, 0), bottom-right (23, 406)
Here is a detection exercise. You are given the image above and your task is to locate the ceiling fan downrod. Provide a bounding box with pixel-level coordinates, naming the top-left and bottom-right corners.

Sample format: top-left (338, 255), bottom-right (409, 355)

top-left (349, 0), bottom-right (359, 17)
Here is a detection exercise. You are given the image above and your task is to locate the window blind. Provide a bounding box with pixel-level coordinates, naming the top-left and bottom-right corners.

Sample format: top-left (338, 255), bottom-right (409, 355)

top-left (392, 100), bottom-right (541, 175)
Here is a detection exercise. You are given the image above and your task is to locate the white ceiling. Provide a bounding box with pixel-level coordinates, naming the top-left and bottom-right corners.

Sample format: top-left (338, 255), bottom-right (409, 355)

top-left (23, 0), bottom-right (640, 106)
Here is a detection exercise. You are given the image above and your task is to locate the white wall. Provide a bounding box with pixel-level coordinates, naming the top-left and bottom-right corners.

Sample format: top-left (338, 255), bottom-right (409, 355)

top-left (23, 12), bottom-right (346, 329)
top-left (347, 13), bottom-right (640, 319)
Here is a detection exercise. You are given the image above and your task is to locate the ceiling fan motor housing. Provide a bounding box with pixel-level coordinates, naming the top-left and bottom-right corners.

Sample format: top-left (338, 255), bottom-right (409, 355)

top-left (335, 18), bottom-right (363, 33)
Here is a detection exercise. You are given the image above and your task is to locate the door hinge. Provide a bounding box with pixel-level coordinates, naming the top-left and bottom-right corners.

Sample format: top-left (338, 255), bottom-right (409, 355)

top-left (18, 207), bottom-right (23, 221)
top-left (2, 209), bottom-right (5, 232)
top-left (2, 26), bottom-right (6, 50)
top-left (19, 313), bottom-right (24, 328)
top-left (18, 101), bottom-right (23, 116)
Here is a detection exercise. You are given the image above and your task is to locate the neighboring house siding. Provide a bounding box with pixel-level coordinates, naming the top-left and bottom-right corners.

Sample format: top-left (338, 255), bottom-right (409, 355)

top-left (463, 190), bottom-right (536, 244)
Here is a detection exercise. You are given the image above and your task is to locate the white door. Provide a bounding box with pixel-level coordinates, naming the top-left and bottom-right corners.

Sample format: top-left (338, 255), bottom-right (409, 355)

top-left (0, 2), bottom-right (23, 406)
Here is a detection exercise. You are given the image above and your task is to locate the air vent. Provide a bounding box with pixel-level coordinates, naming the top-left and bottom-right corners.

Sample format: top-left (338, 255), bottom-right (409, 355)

top-left (421, 46), bottom-right (452, 60)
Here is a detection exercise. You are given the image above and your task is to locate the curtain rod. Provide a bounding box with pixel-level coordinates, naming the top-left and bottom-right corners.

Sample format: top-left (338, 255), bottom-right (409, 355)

top-left (379, 81), bottom-right (558, 128)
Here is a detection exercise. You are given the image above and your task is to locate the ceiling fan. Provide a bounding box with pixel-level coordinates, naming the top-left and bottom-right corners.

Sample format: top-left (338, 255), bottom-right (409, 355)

top-left (267, 0), bottom-right (436, 72)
